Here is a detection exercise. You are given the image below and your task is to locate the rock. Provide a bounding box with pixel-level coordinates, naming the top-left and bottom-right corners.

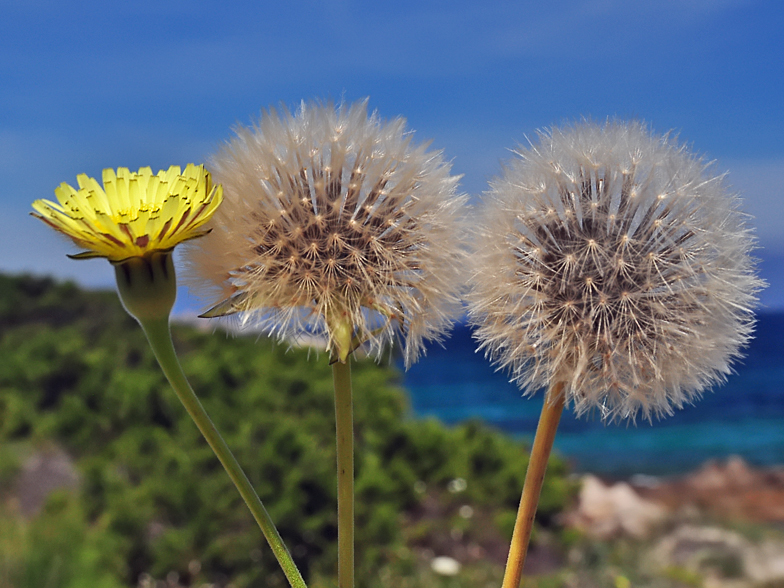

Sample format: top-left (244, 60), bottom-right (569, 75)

top-left (725, 456), bottom-right (757, 487)
top-left (744, 541), bottom-right (784, 584)
top-left (689, 456), bottom-right (756, 493)
top-left (688, 460), bottom-right (733, 492)
top-left (650, 524), bottom-right (784, 586)
top-left (638, 457), bottom-right (784, 523)
top-left (566, 475), bottom-right (668, 540)
top-left (12, 446), bottom-right (79, 517)
top-left (431, 556), bottom-right (461, 576)
top-left (651, 525), bottom-right (748, 567)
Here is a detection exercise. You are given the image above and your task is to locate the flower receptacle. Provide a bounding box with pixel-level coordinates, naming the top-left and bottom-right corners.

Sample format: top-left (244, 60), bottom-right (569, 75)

top-left (114, 251), bottom-right (177, 322)
top-left (330, 316), bottom-right (354, 364)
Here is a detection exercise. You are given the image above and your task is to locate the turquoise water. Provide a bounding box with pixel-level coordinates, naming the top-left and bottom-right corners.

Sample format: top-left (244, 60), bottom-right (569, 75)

top-left (400, 313), bottom-right (784, 476)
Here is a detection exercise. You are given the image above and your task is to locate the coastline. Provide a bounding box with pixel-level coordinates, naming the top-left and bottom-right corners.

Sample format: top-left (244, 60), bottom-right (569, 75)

top-left (403, 315), bottom-right (784, 478)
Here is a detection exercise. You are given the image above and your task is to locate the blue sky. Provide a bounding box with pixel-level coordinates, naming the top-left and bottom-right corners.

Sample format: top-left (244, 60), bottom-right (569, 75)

top-left (2, 0), bottom-right (783, 310)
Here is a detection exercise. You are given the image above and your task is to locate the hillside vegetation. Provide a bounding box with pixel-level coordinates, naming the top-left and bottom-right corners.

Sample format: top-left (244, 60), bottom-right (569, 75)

top-left (0, 273), bottom-right (573, 588)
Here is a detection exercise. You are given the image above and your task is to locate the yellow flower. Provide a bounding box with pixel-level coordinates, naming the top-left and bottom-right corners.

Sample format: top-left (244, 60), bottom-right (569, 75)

top-left (31, 164), bottom-right (223, 262)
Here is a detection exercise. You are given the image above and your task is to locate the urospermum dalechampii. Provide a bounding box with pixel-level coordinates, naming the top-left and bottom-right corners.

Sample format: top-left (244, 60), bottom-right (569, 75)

top-left (186, 99), bottom-right (467, 588)
top-left (31, 165), bottom-right (222, 320)
top-left (187, 99), bottom-right (467, 366)
top-left (467, 120), bottom-right (764, 586)
top-left (470, 121), bottom-right (762, 421)
top-left (31, 165), bottom-right (221, 262)
top-left (31, 167), bottom-right (307, 588)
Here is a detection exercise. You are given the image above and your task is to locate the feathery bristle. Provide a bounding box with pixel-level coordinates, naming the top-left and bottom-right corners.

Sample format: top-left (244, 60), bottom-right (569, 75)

top-left (468, 121), bottom-right (764, 422)
top-left (186, 100), bottom-right (467, 366)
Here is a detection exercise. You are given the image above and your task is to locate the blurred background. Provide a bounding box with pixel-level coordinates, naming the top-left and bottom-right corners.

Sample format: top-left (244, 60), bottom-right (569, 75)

top-left (2, 1), bottom-right (783, 587)
top-left (2, 0), bottom-right (783, 305)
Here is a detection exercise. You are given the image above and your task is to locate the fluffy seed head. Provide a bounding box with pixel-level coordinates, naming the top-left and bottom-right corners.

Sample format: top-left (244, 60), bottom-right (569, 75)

top-left (187, 100), bottom-right (466, 365)
top-left (468, 121), bottom-right (763, 422)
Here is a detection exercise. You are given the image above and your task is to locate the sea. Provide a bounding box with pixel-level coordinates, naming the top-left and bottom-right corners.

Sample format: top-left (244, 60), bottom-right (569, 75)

top-left (398, 312), bottom-right (784, 477)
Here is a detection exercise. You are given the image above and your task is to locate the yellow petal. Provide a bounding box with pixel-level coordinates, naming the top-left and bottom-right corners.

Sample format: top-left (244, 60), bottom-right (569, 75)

top-left (31, 164), bottom-right (223, 262)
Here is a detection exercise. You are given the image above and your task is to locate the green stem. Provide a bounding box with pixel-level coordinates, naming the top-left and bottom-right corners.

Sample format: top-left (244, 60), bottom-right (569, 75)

top-left (140, 317), bottom-right (307, 588)
top-left (332, 359), bottom-right (354, 588)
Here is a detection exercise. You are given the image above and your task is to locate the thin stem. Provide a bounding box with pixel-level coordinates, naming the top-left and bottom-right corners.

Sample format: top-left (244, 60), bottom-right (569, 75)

top-left (501, 382), bottom-right (566, 588)
top-left (140, 317), bottom-right (307, 588)
top-left (332, 358), bottom-right (354, 588)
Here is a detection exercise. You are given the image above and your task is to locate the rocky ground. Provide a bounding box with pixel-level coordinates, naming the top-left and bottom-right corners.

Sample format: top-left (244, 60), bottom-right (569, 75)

top-left (9, 449), bottom-right (784, 587)
top-left (562, 456), bottom-right (784, 587)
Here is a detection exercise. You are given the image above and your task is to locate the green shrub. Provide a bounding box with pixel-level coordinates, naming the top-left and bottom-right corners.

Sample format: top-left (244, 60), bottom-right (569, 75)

top-left (0, 274), bottom-right (573, 587)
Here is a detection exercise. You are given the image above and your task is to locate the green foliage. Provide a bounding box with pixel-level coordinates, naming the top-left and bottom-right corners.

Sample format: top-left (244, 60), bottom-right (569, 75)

top-left (0, 274), bottom-right (574, 587)
top-left (0, 491), bottom-right (126, 588)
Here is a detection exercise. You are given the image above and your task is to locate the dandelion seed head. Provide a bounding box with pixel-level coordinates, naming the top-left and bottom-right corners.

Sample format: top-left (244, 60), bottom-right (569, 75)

top-left (468, 120), bottom-right (764, 422)
top-left (187, 100), bottom-right (466, 365)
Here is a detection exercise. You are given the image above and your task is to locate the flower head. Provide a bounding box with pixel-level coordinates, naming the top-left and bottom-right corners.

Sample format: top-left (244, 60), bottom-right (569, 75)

top-left (468, 121), bottom-right (763, 422)
top-left (32, 164), bottom-right (223, 262)
top-left (186, 100), bottom-right (466, 365)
